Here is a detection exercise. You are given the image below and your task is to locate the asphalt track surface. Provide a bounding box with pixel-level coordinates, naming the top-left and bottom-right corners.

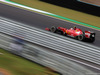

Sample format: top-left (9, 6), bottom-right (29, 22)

top-left (0, 3), bottom-right (100, 47)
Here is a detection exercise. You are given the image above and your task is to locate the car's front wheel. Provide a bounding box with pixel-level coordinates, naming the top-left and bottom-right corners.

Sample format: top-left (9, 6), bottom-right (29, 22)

top-left (50, 26), bottom-right (57, 33)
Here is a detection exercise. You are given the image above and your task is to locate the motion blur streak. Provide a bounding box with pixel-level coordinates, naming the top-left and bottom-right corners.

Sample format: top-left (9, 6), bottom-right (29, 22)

top-left (0, 17), bottom-right (100, 73)
top-left (0, 3), bottom-right (100, 47)
top-left (0, 0), bottom-right (100, 30)
top-left (0, 18), bottom-right (94, 75)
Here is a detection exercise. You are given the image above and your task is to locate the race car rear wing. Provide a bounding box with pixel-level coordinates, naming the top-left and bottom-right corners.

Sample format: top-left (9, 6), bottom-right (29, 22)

top-left (85, 31), bottom-right (95, 38)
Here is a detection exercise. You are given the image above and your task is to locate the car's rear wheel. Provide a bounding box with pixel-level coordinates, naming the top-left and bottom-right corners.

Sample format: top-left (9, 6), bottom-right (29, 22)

top-left (77, 35), bottom-right (84, 41)
top-left (50, 26), bottom-right (57, 33)
top-left (90, 37), bottom-right (95, 42)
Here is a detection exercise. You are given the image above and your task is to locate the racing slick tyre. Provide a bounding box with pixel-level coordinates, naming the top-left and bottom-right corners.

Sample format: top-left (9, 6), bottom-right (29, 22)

top-left (89, 33), bottom-right (95, 42)
top-left (50, 26), bottom-right (57, 33)
top-left (77, 35), bottom-right (84, 41)
top-left (90, 37), bottom-right (95, 43)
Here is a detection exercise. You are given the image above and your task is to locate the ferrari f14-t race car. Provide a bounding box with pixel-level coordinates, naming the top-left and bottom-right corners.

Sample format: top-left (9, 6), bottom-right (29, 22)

top-left (45, 26), bottom-right (96, 42)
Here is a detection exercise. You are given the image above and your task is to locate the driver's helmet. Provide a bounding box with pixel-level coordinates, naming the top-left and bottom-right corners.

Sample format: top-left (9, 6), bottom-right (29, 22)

top-left (74, 26), bottom-right (76, 30)
top-left (70, 28), bottom-right (73, 30)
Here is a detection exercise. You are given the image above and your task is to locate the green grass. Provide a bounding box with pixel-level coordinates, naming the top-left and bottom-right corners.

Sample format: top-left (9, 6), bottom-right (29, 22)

top-left (10, 0), bottom-right (100, 28)
top-left (0, 49), bottom-right (59, 75)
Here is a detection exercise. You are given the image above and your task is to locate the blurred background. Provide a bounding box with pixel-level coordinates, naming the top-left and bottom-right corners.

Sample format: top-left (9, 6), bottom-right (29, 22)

top-left (0, 0), bottom-right (100, 75)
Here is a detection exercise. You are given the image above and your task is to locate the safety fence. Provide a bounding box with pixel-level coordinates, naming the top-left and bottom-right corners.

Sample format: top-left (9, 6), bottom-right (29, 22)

top-left (0, 32), bottom-right (93, 75)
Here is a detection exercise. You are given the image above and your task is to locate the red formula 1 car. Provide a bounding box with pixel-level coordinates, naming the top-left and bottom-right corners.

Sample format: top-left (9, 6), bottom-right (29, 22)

top-left (45, 26), bottom-right (96, 42)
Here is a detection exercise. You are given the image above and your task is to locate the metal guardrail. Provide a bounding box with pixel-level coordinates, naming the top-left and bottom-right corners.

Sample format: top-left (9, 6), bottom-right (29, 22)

top-left (0, 32), bottom-right (93, 75)
top-left (0, 17), bottom-right (100, 66)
